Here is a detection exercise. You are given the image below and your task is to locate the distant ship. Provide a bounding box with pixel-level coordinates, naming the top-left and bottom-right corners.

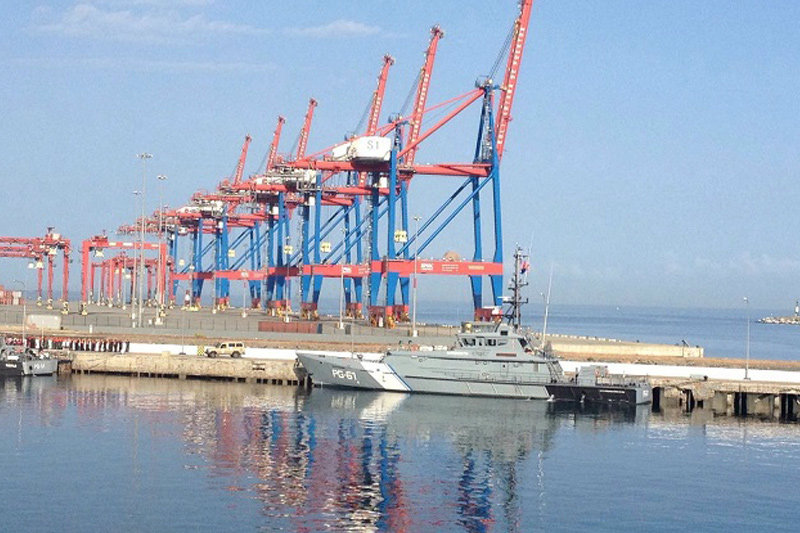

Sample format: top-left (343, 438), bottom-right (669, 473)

top-left (0, 343), bottom-right (59, 377)
top-left (296, 248), bottom-right (651, 405)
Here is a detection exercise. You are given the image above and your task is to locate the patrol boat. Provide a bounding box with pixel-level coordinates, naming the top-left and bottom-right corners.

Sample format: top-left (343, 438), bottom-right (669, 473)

top-left (296, 249), bottom-right (651, 405)
top-left (0, 343), bottom-right (59, 377)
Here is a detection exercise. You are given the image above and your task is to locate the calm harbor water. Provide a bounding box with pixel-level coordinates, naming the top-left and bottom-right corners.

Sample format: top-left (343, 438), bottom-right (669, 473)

top-left (2, 374), bottom-right (799, 532)
top-left (414, 303), bottom-right (800, 361)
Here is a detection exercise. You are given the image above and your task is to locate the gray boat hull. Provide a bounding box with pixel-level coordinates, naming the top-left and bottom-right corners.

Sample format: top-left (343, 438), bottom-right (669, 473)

top-left (1, 357), bottom-right (59, 377)
top-left (296, 351), bottom-right (651, 404)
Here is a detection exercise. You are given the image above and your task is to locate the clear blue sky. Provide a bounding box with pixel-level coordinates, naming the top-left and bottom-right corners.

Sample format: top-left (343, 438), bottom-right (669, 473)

top-left (1, 1), bottom-right (799, 310)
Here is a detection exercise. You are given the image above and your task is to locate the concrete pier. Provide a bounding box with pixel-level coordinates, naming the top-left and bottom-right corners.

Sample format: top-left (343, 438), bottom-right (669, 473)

top-left (650, 377), bottom-right (800, 421)
top-left (70, 352), bottom-right (304, 386)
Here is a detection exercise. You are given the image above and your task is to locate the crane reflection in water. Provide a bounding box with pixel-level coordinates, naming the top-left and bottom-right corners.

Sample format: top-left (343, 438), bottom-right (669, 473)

top-left (2, 375), bottom-right (647, 532)
top-left (230, 390), bottom-right (577, 532)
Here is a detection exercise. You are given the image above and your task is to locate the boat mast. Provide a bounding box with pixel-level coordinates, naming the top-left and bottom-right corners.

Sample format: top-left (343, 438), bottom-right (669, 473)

top-left (541, 264), bottom-right (553, 349)
top-left (504, 246), bottom-right (529, 329)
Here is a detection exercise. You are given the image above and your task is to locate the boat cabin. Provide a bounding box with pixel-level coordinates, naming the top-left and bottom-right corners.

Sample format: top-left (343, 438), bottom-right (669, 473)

top-left (456, 322), bottom-right (533, 353)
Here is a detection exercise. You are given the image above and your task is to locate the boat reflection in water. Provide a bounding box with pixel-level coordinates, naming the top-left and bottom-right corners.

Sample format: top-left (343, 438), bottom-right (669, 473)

top-left (224, 389), bottom-right (647, 532)
top-left (2, 375), bottom-right (651, 531)
top-left (6, 373), bottom-right (800, 531)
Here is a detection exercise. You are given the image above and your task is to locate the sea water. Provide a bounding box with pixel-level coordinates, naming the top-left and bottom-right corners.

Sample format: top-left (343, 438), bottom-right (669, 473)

top-left (1, 374), bottom-right (798, 532)
top-left (412, 303), bottom-right (800, 361)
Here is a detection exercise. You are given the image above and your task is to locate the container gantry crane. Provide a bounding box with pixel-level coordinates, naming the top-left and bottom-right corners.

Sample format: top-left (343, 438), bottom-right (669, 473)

top-left (273, 0), bottom-right (533, 326)
top-left (93, 1), bottom-right (533, 325)
top-left (79, 234), bottom-right (167, 315)
top-left (90, 253), bottom-right (162, 308)
top-left (233, 54), bottom-right (397, 319)
top-left (0, 228), bottom-right (71, 312)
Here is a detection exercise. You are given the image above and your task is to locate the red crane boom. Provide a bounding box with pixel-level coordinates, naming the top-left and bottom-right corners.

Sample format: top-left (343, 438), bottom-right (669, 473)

top-left (232, 134), bottom-right (252, 186)
top-left (296, 98), bottom-right (318, 160)
top-left (404, 25), bottom-right (444, 167)
top-left (266, 116), bottom-right (286, 171)
top-left (367, 55), bottom-right (395, 136)
top-left (494, 0), bottom-right (533, 161)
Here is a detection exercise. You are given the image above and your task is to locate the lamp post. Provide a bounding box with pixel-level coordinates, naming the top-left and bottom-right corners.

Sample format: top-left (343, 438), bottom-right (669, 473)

top-left (13, 280), bottom-right (26, 348)
top-left (338, 265), bottom-right (345, 330)
top-left (136, 152), bottom-right (152, 328)
top-left (411, 215), bottom-right (422, 338)
top-left (156, 174), bottom-right (168, 311)
top-left (744, 296), bottom-right (750, 380)
top-left (131, 190), bottom-right (141, 316)
top-left (338, 227), bottom-right (346, 330)
top-left (241, 281), bottom-right (247, 318)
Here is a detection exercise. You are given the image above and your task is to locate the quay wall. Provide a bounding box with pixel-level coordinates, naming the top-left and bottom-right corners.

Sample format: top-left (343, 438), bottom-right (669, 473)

top-left (60, 345), bottom-right (800, 421)
top-left (548, 337), bottom-right (703, 359)
top-left (71, 352), bottom-right (300, 385)
top-left (558, 361), bottom-right (800, 384)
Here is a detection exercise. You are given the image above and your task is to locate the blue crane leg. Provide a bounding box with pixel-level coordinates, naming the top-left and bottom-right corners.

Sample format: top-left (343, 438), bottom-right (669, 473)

top-left (385, 150), bottom-right (398, 309)
top-left (218, 213), bottom-right (230, 304)
top-left (353, 195), bottom-right (364, 308)
top-left (275, 193), bottom-right (286, 302)
top-left (312, 173), bottom-right (323, 306)
top-left (300, 203), bottom-right (312, 308)
top-left (368, 185), bottom-right (381, 307)
top-left (343, 206), bottom-right (352, 306)
top-left (192, 225), bottom-right (204, 302)
top-left (490, 163), bottom-right (503, 306)
top-left (470, 175), bottom-right (484, 310)
top-left (266, 216), bottom-right (276, 302)
top-left (399, 181), bottom-right (410, 310)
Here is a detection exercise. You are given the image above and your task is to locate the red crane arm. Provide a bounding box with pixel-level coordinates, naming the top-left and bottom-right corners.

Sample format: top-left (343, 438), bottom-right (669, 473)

top-left (356, 55), bottom-right (395, 186)
top-left (367, 55), bottom-right (395, 136)
top-left (495, 0), bottom-right (533, 161)
top-left (296, 98), bottom-right (318, 160)
top-left (233, 134), bottom-right (252, 186)
top-left (405, 25), bottom-right (444, 167)
top-left (266, 116), bottom-right (285, 171)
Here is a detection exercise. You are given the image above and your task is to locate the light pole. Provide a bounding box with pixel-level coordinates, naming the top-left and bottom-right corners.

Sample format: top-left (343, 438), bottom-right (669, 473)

top-left (242, 281), bottom-right (247, 318)
top-left (156, 174), bottom-right (168, 311)
top-left (136, 152), bottom-right (152, 328)
top-left (338, 265), bottom-right (345, 330)
top-left (13, 280), bottom-right (26, 348)
top-left (131, 190), bottom-right (141, 316)
top-left (411, 215), bottom-right (421, 337)
top-left (744, 296), bottom-right (751, 380)
top-left (338, 228), bottom-right (346, 330)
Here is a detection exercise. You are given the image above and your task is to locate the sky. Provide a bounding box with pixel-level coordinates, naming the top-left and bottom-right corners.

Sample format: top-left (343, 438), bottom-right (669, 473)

top-left (1, 1), bottom-right (799, 311)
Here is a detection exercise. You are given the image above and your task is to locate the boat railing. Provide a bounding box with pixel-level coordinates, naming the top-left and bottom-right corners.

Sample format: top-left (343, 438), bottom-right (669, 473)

top-left (449, 371), bottom-right (553, 385)
top-left (595, 375), bottom-right (647, 387)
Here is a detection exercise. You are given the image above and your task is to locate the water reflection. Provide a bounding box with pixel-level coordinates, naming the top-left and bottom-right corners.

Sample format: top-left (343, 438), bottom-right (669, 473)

top-left (3, 375), bottom-right (798, 532)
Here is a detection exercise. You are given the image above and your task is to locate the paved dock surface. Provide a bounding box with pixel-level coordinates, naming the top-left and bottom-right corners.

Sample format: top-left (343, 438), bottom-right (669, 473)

top-left (3, 303), bottom-right (707, 360)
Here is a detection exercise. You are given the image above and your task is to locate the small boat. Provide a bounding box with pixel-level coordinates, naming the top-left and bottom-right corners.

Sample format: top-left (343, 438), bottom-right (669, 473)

top-left (0, 344), bottom-right (59, 377)
top-left (296, 248), bottom-right (651, 405)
